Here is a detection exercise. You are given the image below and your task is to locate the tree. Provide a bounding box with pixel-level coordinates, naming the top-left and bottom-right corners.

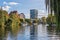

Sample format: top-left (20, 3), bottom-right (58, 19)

top-left (9, 11), bottom-right (20, 30)
top-left (41, 17), bottom-right (46, 24)
top-left (25, 19), bottom-right (33, 25)
top-left (46, 14), bottom-right (56, 24)
top-left (0, 9), bottom-right (8, 27)
top-left (45, 0), bottom-right (60, 31)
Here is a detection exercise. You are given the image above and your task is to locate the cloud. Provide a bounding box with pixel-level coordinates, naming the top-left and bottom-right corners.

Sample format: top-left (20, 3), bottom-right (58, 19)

top-left (3, 1), bottom-right (19, 11)
top-left (9, 2), bottom-right (19, 5)
top-left (2, 6), bottom-right (11, 11)
top-left (3, 1), bottom-right (19, 5)
top-left (39, 10), bottom-right (45, 13)
top-left (38, 10), bottom-right (48, 18)
top-left (3, 1), bottom-right (7, 4)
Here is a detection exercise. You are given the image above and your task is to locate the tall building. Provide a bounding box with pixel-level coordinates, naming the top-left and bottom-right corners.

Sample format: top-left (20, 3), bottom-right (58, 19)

top-left (30, 9), bottom-right (38, 19)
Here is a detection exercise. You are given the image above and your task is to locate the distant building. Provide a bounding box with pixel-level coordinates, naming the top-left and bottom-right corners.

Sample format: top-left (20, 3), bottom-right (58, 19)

top-left (19, 13), bottom-right (25, 19)
top-left (30, 9), bottom-right (38, 19)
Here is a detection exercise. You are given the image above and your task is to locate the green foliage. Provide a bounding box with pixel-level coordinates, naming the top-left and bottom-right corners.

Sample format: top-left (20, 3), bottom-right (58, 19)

top-left (0, 10), bottom-right (21, 30)
top-left (45, 0), bottom-right (60, 30)
top-left (20, 19), bottom-right (24, 23)
top-left (41, 17), bottom-right (46, 24)
top-left (25, 19), bottom-right (31, 24)
top-left (46, 14), bottom-right (56, 24)
top-left (8, 11), bottom-right (20, 30)
top-left (25, 19), bottom-right (30, 22)
top-left (0, 10), bottom-right (8, 27)
top-left (33, 19), bottom-right (38, 23)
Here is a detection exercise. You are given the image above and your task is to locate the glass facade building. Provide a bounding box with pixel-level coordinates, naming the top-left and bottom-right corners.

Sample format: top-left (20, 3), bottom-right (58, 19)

top-left (30, 9), bottom-right (38, 19)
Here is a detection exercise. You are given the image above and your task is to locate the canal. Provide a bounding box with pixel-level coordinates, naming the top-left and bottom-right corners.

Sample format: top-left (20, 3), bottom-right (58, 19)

top-left (0, 24), bottom-right (60, 40)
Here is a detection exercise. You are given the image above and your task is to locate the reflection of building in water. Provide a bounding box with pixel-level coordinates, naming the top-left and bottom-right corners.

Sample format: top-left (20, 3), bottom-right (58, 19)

top-left (30, 25), bottom-right (38, 40)
top-left (37, 24), bottom-right (48, 40)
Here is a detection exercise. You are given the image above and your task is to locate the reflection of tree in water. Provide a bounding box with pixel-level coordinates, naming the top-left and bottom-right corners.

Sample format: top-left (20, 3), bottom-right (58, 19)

top-left (47, 26), bottom-right (55, 37)
top-left (0, 26), bottom-right (20, 40)
top-left (47, 26), bottom-right (60, 40)
top-left (0, 27), bottom-right (8, 40)
top-left (4, 29), bottom-right (9, 40)
top-left (30, 24), bottom-right (38, 40)
top-left (0, 27), bottom-right (4, 40)
top-left (47, 26), bottom-right (55, 32)
top-left (9, 26), bottom-right (20, 40)
top-left (56, 30), bottom-right (60, 39)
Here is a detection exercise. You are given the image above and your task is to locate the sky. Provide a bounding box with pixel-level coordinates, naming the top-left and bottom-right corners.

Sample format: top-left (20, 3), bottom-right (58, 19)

top-left (0, 0), bottom-right (48, 18)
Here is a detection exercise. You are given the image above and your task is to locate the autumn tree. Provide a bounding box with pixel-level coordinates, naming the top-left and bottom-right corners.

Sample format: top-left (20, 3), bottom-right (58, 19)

top-left (8, 11), bottom-right (20, 30)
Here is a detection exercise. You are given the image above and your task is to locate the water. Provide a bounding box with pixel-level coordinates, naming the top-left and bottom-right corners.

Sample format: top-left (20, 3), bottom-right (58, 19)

top-left (0, 24), bottom-right (60, 40)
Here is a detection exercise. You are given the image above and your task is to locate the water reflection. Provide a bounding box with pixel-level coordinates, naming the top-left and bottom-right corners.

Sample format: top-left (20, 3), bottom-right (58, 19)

top-left (0, 24), bottom-right (60, 40)
top-left (38, 24), bottom-right (48, 40)
top-left (0, 27), bottom-right (9, 40)
top-left (47, 26), bottom-right (60, 40)
top-left (30, 25), bottom-right (38, 40)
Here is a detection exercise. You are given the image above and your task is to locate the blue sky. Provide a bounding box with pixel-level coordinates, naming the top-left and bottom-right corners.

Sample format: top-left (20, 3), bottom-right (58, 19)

top-left (0, 0), bottom-right (48, 18)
